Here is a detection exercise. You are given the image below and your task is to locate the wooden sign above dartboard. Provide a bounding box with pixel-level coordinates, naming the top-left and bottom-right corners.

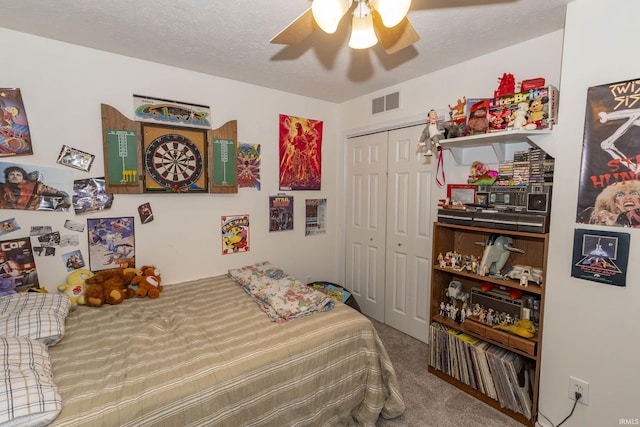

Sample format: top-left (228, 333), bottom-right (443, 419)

top-left (100, 104), bottom-right (237, 194)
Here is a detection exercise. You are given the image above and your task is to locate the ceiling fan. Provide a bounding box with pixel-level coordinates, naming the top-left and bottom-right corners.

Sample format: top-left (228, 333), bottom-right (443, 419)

top-left (270, 0), bottom-right (420, 55)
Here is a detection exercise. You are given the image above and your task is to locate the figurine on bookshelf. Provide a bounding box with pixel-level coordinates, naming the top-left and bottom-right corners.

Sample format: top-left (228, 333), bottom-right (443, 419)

top-left (417, 109), bottom-right (445, 157)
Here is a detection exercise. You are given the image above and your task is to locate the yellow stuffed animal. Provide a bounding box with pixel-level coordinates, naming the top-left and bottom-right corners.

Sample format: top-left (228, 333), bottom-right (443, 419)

top-left (57, 269), bottom-right (94, 306)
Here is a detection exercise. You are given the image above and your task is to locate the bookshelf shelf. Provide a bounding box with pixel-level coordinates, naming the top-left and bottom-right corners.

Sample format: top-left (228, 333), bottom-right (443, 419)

top-left (428, 222), bottom-right (548, 426)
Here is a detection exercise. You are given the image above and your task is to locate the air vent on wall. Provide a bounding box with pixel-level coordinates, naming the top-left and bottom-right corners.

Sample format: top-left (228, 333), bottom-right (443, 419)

top-left (371, 91), bottom-right (400, 115)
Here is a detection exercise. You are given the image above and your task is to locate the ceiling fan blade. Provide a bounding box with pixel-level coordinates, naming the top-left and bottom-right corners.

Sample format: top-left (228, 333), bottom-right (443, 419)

top-left (372, 11), bottom-right (421, 54)
top-left (270, 8), bottom-right (316, 45)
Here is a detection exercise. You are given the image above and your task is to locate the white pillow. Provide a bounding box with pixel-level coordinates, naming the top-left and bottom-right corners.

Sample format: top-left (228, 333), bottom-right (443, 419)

top-left (0, 336), bottom-right (62, 427)
top-left (0, 293), bottom-right (71, 346)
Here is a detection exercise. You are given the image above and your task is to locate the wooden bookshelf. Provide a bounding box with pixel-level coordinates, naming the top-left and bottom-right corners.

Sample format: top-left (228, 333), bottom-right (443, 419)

top-left (428, 222), bottom-right (548, 426)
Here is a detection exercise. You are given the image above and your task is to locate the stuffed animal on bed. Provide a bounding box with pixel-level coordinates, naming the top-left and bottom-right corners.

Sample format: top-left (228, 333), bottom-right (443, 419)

top-left (57, 268), bottom-right (94, 306)
top-left (130, 265), bottom-right (162, 299)
top-left (83, 267), bottom-right (137, 307)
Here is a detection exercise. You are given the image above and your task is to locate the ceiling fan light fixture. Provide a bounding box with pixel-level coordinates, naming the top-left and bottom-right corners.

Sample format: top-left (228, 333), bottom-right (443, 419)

top-left (348, 1), bottom-right (378, 49)
top-left (312, 0), bottom-right (353, 34)
top-left (370, 0), bottom-right (411, 28)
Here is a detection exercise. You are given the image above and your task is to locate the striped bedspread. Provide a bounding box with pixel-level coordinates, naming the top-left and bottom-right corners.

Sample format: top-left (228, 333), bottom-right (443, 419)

top-left (48, 275), bottom-right (405, 426)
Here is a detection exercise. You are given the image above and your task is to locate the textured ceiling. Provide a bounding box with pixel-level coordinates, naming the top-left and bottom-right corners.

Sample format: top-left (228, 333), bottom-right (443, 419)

top-left (0, 0), bottom-right (572, 103)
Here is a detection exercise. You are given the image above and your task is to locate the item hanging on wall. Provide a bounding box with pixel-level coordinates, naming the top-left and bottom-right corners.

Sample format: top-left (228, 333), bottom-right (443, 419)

top-left (133, 94), bottom-right (211, 129)
top-left (0, 236), bottom-right (39, 293)
top-left (279, 114), bottom-right (322, 191)
top-left (72, 177), bottom-right (113, 215)
top-left (576, 77), bottom-right (640, 228)
top-left (87, 217), bottom-right (135, 271)
top-left (269, 193), bottom-right (293, 232)
top-left (211, 137), bottom-right (237, 190)
top-left (0, 218), bottom-right (19, 235)
top-left (56, 145), bottom-right (95, 172)
top-left (237, 142), bottom-right (261, 190)
top-left (305, 199), bottom-right (326, 236)
top-left (571, 228), bottom-right (629, 287)
top-left (101, 104), bottom-right (238, 194)
top-left (142, 124), bottom-right (208, 193)
top-left (138, 203), bottom-right (154, 224)
top-left (0, 88), bottom-right (33, 157)
top-left (106, 129), bottom-right (138, 186)
top-left (62, 249), bottom-right (86, 272)
top-left (221, 215), bottom-right (250, 254)
top-left (0, 161), bottom-right (72, 212)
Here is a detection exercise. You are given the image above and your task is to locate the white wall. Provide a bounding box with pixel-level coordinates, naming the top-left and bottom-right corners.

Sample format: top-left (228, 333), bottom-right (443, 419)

top-left (538, 1), bottom-right (640, 426)
top-left (1, 28), bottom-right (341, 290)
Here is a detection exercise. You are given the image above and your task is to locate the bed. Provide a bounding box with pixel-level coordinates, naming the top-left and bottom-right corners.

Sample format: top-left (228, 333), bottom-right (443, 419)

top-left (24, 270), bottom-right (405, 426)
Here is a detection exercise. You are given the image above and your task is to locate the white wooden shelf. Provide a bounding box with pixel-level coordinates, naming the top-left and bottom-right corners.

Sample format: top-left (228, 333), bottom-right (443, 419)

top-left (439, 129), bottom-right (552, 164)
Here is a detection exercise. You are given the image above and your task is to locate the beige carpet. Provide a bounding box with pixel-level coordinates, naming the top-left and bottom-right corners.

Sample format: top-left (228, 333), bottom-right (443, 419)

top-left (371, 318), bottom-right (524, 427)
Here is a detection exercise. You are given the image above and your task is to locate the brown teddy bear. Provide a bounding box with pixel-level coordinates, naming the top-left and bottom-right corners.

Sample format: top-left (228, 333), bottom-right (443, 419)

top-left (130, 265), bottom-right (162, 299)
top-left (83, 267), bottom-right (137, 307)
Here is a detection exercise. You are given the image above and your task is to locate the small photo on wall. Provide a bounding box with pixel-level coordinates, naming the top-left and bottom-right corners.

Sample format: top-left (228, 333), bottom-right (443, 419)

top-left (56, 145), bottom-right (95, 172)
top-left (62, 249), bottom-right (86, 271)
top-left (571, 228), bottom-right (630, 287)
top-left (87, 217), bottom-right (135, 271)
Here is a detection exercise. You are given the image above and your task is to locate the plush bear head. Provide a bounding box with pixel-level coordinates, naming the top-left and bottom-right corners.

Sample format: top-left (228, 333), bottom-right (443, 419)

top-left (57, 268), bottom-right (94, 306)
top-left (130, 265), bottom-right (162, 299)
top-left (83, 267), bottom-right (135, 307)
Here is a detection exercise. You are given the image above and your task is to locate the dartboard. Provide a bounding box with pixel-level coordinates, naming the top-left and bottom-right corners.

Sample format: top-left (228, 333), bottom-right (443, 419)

top-left (144, 133), bottom-right (204, 189)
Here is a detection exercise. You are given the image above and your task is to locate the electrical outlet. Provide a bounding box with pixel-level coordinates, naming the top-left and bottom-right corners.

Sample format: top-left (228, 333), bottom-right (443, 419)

top-left (568, 376), bottom-right (589, 405)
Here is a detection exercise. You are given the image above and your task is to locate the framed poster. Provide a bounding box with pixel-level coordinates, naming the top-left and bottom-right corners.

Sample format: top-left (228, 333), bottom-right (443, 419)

top-left (87, 217), bottom-right (135, 271)
top-left (142, 124), bottom-right (208, 192)
top-left (305, 198), bottom-right (326, 236)
top-left (571, 228), bottom-right (629, 287)
top-left (133, 94), bottom-right (211, 129)
top-left (279, 114), bottom-right (322, 191)
top-left (576, 78), bottom-right (640, 227)
top-left (0, 237), bottom-right (39, 292)
top-left (0, 88), bottom-right (33, 156)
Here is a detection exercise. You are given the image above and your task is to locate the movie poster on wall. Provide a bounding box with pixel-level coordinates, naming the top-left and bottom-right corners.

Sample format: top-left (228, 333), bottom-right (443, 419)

top-left (279, 114), bottom-right (322, 191)
top-left (571, 228), bottom-right (629, 287)
top-left (0, 236), bottom-right (39, 293)
top-left (576, 78), bottom-right (640, 228)
top-left (269, 194), bottom-right (293, 232)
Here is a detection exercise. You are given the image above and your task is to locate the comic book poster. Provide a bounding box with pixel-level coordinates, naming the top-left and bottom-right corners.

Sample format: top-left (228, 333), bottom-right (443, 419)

top-left (0, 88), bottom-right (33, 156)
top-left (279, 114), bottom-right (322, 191)
top-left (269, 194), bottom-right (293, 232)
top-left (0, 236), bottom-right (39, 293)
top-left (305, 198), bottom-right (326, 236)
top-left (0, 161), bottom-right (73, 212)
top-left (237, 142), bottom-right (261, 190)
top-left (221, 214), bottom-right (250, 254)
top-left (87, 217), bottom-right (135, 271)
top-left (576, 78), bottom-right (640, 228)
top-left (571, 228), bottom-right (629, 287)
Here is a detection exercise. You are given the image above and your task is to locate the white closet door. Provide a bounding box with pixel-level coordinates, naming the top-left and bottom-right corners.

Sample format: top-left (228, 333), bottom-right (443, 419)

top-left (345, 132), bottom-right (388, 322)
top-left (384, 124), bottom-right (436, 343)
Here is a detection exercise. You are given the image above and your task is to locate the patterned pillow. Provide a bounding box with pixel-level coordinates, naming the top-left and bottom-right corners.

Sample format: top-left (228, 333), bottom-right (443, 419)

top-left (0, 336), bottom-right (62, 426)
top-left (0, 293), bottom-right (71, 346)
